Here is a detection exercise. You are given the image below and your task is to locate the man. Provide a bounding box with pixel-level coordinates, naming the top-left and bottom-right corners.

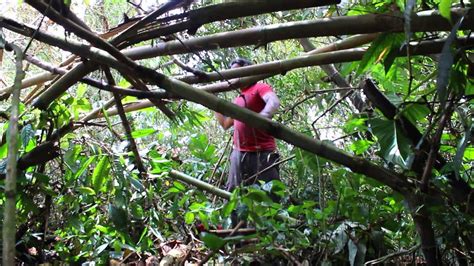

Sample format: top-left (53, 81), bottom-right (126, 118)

top-left (215, 58), bottom-right (281, 193)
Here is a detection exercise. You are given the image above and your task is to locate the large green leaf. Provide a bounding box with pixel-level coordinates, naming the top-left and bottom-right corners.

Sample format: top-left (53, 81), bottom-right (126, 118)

top-left (200, 232), bottom-right (226, 251)
top-left (370, 118), bottom-right (412, 168)
top-left (357, 33), bottom-right (403, 76)
top-left (92, 156), bottom-right (110, 193)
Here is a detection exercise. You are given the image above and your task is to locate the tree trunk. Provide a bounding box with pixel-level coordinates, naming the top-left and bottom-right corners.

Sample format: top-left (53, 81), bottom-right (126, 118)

top-left (406, 194), bottom-right (442, 265)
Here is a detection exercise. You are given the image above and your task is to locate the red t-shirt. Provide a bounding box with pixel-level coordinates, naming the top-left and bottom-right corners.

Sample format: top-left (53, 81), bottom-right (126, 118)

top-left (233, 83), bottom-right (276, 152)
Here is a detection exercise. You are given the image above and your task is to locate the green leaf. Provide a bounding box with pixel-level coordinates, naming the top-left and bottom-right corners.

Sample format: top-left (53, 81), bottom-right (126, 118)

top-left (401, 103), bottom-right (430, 125)
top-left (92, 156), bottom-right (110, 193)
top-left (370, 118), bottom-right (412, 167)
top-left (356, 33), bottom-right (392, 75)
top-left (343, 117), bottom-right (367, 134)
top-left (77, 186), bottom-right (96, 196)
top-left (94, 243), bottom-right (109, 256)
top-left (108, 204), bottom-right (128, 232)
top-left (184, 212), bottom-right (195, 224)
top-left (439, 0), bottom-right (452, 21)
top-left (222, 199), bottom-right (237, 217)
top-left (350, 140), bottom-right (374, 155)
top-left (200, 232), bottom-right (226, 251)
top-left (131, 128), bottom-right (156, 138)
top-left (74, 156), bottom-right (96, 179)
top-left (76, 83), bottom-right (87, 98)
top-left (245, 189), bottom-right (272, 203)
top-left (0, 144), bottom-right (7, 160)
top-left (20, 124), bottom-right (35, 148)
top-left (129, 175), bottom-right (145, 192)
top-left (173, 181), bottom-right (186, 191)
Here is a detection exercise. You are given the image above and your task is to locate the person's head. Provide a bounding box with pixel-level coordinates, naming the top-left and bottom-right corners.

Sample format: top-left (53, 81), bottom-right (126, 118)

top-left (230, 58), bottom-right (252, 69)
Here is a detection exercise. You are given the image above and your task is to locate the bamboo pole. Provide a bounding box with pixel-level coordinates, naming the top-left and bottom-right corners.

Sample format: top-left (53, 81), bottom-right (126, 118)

top-left (0, 17), bottom-right (459, 195)
top-left (168, 170), bottom-right (298, 224)
top-left (2, 10), bottom-right (471, 109)
top-left (0, 72), bottom-right (55, 100)
top-left (168, 170), bottom-right (232, 199)
top-left (123, 9), bottom-right (473, 60)
top-left (83, 36), bottom-right (474, 118)
top-left (124, 0), bottom-right (341, 46)
top-left (178, 49), bottom-right (366, 84)
top-left (2, 43), bottom-right (25, 266)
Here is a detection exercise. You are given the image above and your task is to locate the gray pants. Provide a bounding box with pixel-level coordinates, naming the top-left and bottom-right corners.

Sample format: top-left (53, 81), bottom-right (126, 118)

top-left (226, 149), bottom-right (280, 192)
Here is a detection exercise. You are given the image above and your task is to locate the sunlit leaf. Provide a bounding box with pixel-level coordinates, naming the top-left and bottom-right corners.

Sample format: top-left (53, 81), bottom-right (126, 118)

top-left (131, 128), bottom-right (156, 138)
top-left (350, 140), bottom-right (374, 155)
top-left (77, 83), bottom-right (87, 98)
top-left (357, 34), bottom-right (403, 76)
top-left (77, 186), bottom-right (96, 196)
top-left (439, 0), bottom-right (452, 21)
top-left (184, 212), bottom-right (195, 224)
top-left (92, 156), bottom-right (110, 193)
top-left (74, 156), bottom-right (96, 179)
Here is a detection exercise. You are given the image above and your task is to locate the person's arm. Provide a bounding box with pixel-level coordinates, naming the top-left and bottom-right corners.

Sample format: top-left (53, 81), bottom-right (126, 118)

top-left (260, 91), bottom-right (280, 118)
top-left (215, 112), bottom-right (234, 130)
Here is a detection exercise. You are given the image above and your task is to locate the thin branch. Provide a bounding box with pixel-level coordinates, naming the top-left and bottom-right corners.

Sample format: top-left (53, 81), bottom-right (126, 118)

top-left (311, 90), bottom-right (354, 133)
top-left (420, 99), bottom-right (455, 192)
top-left (244, 155), bottom-right (296, 183)
top-left (103, 68), bottom-right (147, 175)
top-left (208, 135), bottom-right (232, 185)
top-left (365, 244), bottom-right (421, 265)
top-left (172, 55), bottom-right (209, 79)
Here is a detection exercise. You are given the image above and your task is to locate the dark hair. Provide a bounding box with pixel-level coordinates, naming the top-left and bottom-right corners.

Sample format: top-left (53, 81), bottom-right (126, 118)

top-left (230, 58), bottom-right (253, 68)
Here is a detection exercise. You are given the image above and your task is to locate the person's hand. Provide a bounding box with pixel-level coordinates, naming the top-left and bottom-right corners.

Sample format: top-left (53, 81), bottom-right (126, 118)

top-left (259, 111), bottom-right (272, 118)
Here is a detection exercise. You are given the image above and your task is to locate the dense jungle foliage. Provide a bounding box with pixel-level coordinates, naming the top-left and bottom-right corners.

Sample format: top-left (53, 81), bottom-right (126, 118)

top-left (0, 0), bottom-right (473, 265)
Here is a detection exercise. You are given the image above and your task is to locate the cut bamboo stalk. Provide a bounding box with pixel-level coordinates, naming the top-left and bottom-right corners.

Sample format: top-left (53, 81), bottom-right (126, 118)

top-left (124, 0), bottom-right (341, 46)
top-left (123, 9), bottom-right (473, 59)
top-left (0, 72), bottom-right (55, 100)
top-left (169, 170), bottom-right (232, 199)
top-left (167, 170), bottom-right (299, 223)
